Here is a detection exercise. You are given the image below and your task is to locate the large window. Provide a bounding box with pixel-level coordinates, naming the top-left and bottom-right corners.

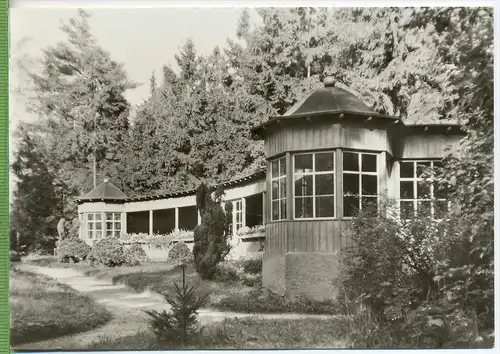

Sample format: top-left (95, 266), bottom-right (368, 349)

top-left (399, 160), bottom-right (447, 219)
top-left (87, 213), bottom-right (102, 240)
top-left (343, 152), bottom-right (378, 217)
top-left (271, 157), bottom-right (287, 220)
top-left (293, 152), bottom-right (335, 218)
top-left (105, 212), bottom-right (122, 237)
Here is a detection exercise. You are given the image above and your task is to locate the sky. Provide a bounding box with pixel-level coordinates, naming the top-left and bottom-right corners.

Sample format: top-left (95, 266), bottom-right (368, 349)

top-left (8, 5), bottom-right (261, 201)
top-left (9, 6), bottom-right (255, 149)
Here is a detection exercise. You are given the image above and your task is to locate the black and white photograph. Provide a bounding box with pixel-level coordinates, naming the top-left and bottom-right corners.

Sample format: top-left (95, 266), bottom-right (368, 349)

top-left (8, 2), bottom-right (495, 350)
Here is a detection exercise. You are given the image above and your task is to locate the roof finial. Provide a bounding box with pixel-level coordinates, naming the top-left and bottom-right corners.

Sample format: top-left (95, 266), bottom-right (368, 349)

top-left (323, 76), bottom-right (336, 87)
top-left (103, 178), bottom-right (109, 183)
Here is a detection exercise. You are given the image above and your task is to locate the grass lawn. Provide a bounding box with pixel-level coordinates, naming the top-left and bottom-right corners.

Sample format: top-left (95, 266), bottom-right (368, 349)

top-left (89, 264), bottom-right (338, 314)
top-left (23, 256), bottom-right (338, 314)
top-left (9, 267), bottom-right (113, 346)
top-left (89, 317), bottom-right (349, 349)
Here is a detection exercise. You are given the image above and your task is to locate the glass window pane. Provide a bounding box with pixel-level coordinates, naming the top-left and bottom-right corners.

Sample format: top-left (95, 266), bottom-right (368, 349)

top-left (114, 231), bottom-right (120, 237)
top-left (343, 152), bottom-right (359, 172)
top-left (115, 222), bottom-right (121, 230)
top-left (95, 222), bottom-right (102, 230)
top-left (272, 160), bottom-right (279, 178)
top-left (280, 179), bottom-right (287, 198)
top-left (106, 212), bottom-right (113, 221)
top-left (88, 222), bottom-right (94, 230)
top-left (362, 154), bottom-right (377, 172)
top-left (315, 152), bottom-right (334, 172)
top-left (272, 200), bottom-right (279, 220)
top-left (106, 231), bottom-right (113, 237)
top-left (106, 222), bottom-right (113, 230)
top-left (295, 197), bottom-right (313, 218)
top-left (417, 181), bottom-right (431, 199)
top-left (362, 175), bottom-right (377, 195)
top-left (343, 173), bottom-right (359, 195)
top-left (88, 231), bottom-right (93, 239)
top-left (279, 158), bottom-right (286, 176)
top-left (315, 174), bottom-right (334, 195)
top-left (361, 197), bottom-right (378, 215)
top-left (417, 201), bottom-right (432, 217)
top-left (96, 231), bottom-right (102, 238)
top-left (400, 201), bottom-right (414, 219)
top-left (87, 214), bottom-right (94, 221)
top-left (114, 213), bottom-right (121, 221)
top-left (95, 213), bottom-right (102, 221)
top-left (295, 154), bottom-right (313, 173)
top-left (272, 181), bottom-right (279, 200)
top-left (343, 196), bottom-right (359, 217)
top-left (400, 162), bottom-right (414, 178)
top-left (280, 199), bottom-right (287, 220)
top-left (434, 200), bottom-right (448, 219)
top-left (400, 181), bottom-right (414, 199)
top-left (417, 162), bottom-right (432, 177)
top-left (316, 196), bottom-right (334, 217)
top-left (295, 175), bottom-right (313, 196)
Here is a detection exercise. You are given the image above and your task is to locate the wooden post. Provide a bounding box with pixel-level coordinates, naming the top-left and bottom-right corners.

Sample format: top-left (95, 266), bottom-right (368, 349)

top-left (197, 210), bottom-right (201, 225)
top-left (121, 212), bottom-right (127, 235)
top-left (241, 198), bottom-right (246, 228)
top-left (286, 152), bottom-right (293, 220)
top-left (149, 210), bottom-right (153, 236)
top-left (175, 207), bottom-right (179, 231)
top-left (335, 148), bottom-right (343, 218)
top-left (262, 191), bottom-right (266, 225)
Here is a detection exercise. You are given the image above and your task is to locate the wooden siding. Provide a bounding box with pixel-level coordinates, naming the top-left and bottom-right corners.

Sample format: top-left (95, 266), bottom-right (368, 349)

top-left (265, 122), bottom-right (392, 158)
top-left (265, 220), bottom-right (351, 254)
top-left (399, 134), bottom-right (462, 159)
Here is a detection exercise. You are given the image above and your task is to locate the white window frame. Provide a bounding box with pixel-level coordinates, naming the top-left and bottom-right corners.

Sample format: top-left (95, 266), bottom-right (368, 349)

top-left (293, 151), bottom-right (336, 220)
top-left (233, 199), bottom-right (244, 234)
top-left (271, 156), bottom-right (287, 221)
top-left (87, 212), bottom-right (103, 240)
top-left (105, 212), bottom-right (122, 237)
top-left (399, 160), bottom-right (448, 219)
top-left (342, 151), bottom-right (379, 217)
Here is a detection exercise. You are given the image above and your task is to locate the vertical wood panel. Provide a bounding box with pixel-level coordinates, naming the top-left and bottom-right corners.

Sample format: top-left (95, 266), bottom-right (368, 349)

top-left (333, 221), bottom-right (341, 252)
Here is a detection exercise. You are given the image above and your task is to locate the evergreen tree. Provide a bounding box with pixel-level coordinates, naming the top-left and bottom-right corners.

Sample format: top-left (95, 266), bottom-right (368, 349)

top-left (192, 183), bottom-right (231, 279)
top-left (27, 9), bottom-right (136, 210)
top-left (10, 128), bottom-right (60, 252)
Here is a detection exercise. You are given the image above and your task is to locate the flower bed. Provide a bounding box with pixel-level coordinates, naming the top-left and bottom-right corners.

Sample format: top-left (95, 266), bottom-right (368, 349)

top-left (235, 225), bottom-right (265, 239)
top-left (120, 229), bottom-right (194, 247)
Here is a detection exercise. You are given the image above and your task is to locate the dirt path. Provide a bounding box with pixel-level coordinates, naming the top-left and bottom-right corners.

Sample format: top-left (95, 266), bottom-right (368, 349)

top-left (12, 264), bottom-right (336, 350)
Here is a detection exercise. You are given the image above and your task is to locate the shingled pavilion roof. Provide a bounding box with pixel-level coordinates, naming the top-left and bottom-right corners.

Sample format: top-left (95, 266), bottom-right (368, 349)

top-left (79, 179), bottom-right (128, 202)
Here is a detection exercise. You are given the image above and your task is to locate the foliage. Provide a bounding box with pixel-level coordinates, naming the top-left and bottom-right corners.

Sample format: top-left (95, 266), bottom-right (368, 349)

top-left (167, 242), bottom-right (194, 266)
top-left (122, 229), bottom-right (194, 246)
top-left (242, 258), bottom-right (262, 275)
top-left (10, 128), bottom-right (60, 253)
top-left (88, 237), bottom-right (126, 267)
top-left (340, 195), bottom-right (493, 347)
top-left (192, 183), bottom-right (231, 279)
top-left (123, 243), bottom-right (149, 266)
top-left (235, 224), bottom-right (265, 236)
top-left (56, 237), bottom-right (91, 263)
top-left (143, 276), bottom-right (209, 347)
top-left (10, 269), bottom-right (112, 345)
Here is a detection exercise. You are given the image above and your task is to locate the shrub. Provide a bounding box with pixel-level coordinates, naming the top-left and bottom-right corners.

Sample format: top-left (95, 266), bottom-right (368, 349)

top-left (167, 241), bottom-right (193, 266)
top-left (242, 258), bottom-right (262, 275)
top-left (56, 237), bottom-right (91, 263)
top-left (144, 276), bottom-right (209, 346)
top-left (193, 183), bottom-right (231, 279)
top-left (124, 244), bottom-right (149, 266)
top-left (88, 237), bottom-right (125, 267)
